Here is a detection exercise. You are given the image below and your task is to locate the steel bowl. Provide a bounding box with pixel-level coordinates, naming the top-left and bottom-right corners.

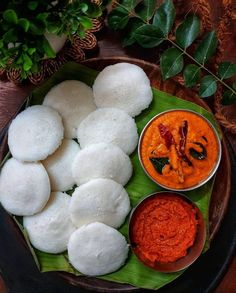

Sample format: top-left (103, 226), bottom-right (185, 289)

top-left (128, 191), bottom-right (206, 273)
top-left (138, 109), bottom-right (222, 191)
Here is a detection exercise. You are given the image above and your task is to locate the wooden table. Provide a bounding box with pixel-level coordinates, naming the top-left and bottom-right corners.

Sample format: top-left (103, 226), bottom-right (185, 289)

top-left (0, 17), bottom-right (236, 293)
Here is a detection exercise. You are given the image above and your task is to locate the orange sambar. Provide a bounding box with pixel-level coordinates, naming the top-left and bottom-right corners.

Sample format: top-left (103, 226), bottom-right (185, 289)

top-left (139, 110), bottom-right (221, 190)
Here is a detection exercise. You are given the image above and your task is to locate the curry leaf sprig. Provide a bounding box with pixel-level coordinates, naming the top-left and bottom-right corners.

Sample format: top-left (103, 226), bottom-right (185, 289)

top-left (0, 0), bottom-right (102, 79)
top-left (108, 0), bottom-right (236, 104)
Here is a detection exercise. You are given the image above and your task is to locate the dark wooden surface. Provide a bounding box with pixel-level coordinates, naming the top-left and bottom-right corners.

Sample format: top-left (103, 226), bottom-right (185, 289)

top-left (0, 4), bottom-right (236, 292)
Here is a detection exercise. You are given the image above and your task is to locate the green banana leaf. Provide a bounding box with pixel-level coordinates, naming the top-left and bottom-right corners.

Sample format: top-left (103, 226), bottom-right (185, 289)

top-left (12, 62), bottom-right (220, 290)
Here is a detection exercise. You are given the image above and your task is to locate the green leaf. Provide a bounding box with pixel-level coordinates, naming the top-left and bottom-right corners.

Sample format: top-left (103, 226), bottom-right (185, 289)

top-left (218, 61), bottom-right (236, 79)
top-left (80, 3), bottom-right (88, 13)
top-left (22, 53), bottom-right (33, 71)
top-left (199, 75), bottom-right (217, 97)
top-left (135, 0), bottom-right (156, 22)
top-left (18, 18), bottom-right (30, 32)
top-left (2, 28), bottom-right (17, 43)
top-left (42, 38), bottom-right (56, 58)
top-left (121, 0), bottom-right (137, 9)
top-left (183, 64), bottom-right (201, 87)
top-left (222, 82), bottom-right (236, 105)
top-left (122, 18), bottom-right (144, 47)
top-left (222, 90), bottom-right (236, 105)
top-left (3, 9), bottom-right (18, 24)
top-left (149, 157), bottom-right (169, 174)
top-left (160, 47), bottom-right (184, 80)
top-left (107, 7), bottom-right (129, 30)
top-left (176, 15), bottom-right (200, 49)
top-left (85, 3), bottom-right (102, 18)
top-left (28, 48), bottom-right (36, 55)
top-left (134, 24), bottom-right (164, 48)
top-left (79, 16), bottom-right (93, 29)
top-left (47, 22), bottom-right (60, 34)
top-left (153, 0), bottom-right (175, 36)
top-left (29, 19), bottom-right (45, 35)
top-left (189, 142), bottom-right (207, 160)
top-left (194, 31), bottom-right (218, 65)
top-left (28, 1), bottom-right (38, 10)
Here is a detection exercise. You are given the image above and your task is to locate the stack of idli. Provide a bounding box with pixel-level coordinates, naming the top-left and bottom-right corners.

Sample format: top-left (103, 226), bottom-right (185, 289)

top-left (0, 62), bottom-right (153, 277)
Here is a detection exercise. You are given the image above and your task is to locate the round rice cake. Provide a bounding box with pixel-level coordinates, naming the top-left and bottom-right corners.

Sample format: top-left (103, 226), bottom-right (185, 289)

top-left (23, 192), bottom-right (76, 254)
top-left (8, 105), bottom-right (64, 162)
top-left (43, 139), bottom-right (80, 191)
top-left (72, 143), bottom-right (132, 186)
top-left (69, 178), bottom-right (130, 228)
top-left (93, 62), bottom-right (153, 117)
top-left (77, 108), bottom-right (138, 155)
top-left (68, 222), bottom-right (129, 276)
top-left (43, 80), bottom-right (96, 138)
top-left (0, 158), bottom-right (50, 216)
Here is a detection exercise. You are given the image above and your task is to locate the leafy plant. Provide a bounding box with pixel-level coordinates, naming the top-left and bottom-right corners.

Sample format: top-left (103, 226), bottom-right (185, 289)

top-left (0, 0), bottom-right (102, 79)
top-left (108, 0), bottom-right (236, 104)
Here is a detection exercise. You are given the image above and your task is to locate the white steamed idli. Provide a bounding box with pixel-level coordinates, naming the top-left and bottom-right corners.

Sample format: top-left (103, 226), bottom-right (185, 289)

top-left (43, 80), bottom-right (96, 138)
top-left (23, 192), bottom-right (76, 254)
top-left (0, 158), bottom-right (50, 216)
top-left (72, 143), bottom-right (132, 186)
top-left (8, 105), bottom-right (64, 162)
top-left (93, 62), bottom-right (153, 117)
top-left (69, 178), bottom-right (130, 228)
top-left (77, 108), bottom-right (138, 155)
top-left (68, 222), bottom-right (129, 276)
top-left (43, 139), bottom-right (80, 191)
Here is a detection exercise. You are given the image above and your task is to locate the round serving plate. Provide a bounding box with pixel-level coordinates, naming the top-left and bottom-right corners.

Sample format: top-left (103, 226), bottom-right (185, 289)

top-left (0, 57), bottom-right (232, 293)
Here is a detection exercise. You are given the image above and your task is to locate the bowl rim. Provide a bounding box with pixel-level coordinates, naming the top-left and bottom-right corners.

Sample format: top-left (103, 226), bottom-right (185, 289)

top-left (128, 191), bottom-right (207, 273)
top-left (138, 108), bottom-right (222, 192)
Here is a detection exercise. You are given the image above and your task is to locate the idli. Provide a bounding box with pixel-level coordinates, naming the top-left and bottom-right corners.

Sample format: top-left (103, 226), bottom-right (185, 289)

top-left (93, 62), bottom-right (153, 117)
top-left (69, 178), bottom-right (130, 228)
top-left (43, 139), bottom-right (80, 191)
top-left (43, 80), bottom-right (96, 138)
top-left (68, 222), bottom-right (129, 276)
top-left (0, 158), bottom-right (50, 216)
top-left (8, 105), bottom-right (64, 162)
top-left (72, 143), bottom-right (132, 186)
top-left (23, 192), bottom-right (76, 254)
top-left (77, 108), bottom-right (138, 155)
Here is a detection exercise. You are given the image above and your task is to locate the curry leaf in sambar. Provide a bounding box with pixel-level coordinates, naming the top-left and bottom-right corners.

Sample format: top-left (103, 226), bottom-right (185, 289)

top-left (150, 157), bottom-right (169, 174)
top-left (218, 61), bottom-right (236, 79)
top-left (176, 15), bottom-right (200, 49)
top-left (134, 24), bottom-right (164, 48)
top-left (183, 64), bottom-right (201, 88)
top-left (160, 47), bottom-right (184, 80)
top-left (152, 0), bottom-right (175, 36)
top-left (194, 31), bottom-right (218, 65)
top-left (199, 75), bottom-right (217, 97)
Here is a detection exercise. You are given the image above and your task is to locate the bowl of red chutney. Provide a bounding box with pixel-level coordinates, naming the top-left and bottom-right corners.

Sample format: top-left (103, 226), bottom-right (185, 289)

top-left (129, 191), bottom-right (206, 272)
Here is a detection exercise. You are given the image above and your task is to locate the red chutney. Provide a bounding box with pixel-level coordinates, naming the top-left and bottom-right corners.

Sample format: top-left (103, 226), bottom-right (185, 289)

top-left (130, 194), bottom-right (198, 264)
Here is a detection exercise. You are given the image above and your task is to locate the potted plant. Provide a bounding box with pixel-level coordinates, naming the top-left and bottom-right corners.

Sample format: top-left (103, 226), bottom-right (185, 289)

top-left (0, 0), bottom-right (103, 83)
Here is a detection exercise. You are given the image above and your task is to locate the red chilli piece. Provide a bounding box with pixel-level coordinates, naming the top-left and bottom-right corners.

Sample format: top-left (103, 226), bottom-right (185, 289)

top-left (158, 123), bottom-right (175, 149)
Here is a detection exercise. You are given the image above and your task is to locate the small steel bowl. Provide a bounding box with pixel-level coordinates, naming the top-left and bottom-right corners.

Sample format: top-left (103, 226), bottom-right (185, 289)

top-left (138, 109), bottom-right (222, 191)
top-left (129, 191), bottom-right (206, 273)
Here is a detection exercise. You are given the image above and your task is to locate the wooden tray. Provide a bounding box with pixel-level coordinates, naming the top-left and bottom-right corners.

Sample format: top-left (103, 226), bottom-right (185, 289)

top-left (0, 57), bottom-right (231, 292)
